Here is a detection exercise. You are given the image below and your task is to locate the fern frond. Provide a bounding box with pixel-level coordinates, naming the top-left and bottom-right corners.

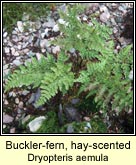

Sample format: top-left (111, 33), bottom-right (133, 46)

top-left (5, 54), bottom-right (55, 92)
top-left (76, 44), bottom-right (133, 112)
top-left (53, 4), bottom-right (112, 60)
top-left (37, 62), bottom-right (74, 105)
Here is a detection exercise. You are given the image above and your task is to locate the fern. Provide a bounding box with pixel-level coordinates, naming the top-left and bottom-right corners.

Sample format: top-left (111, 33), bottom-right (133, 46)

top-left (5, 54), bottom-right (55, 91)
top-left (76, 45), bottom-right (133, 112)
top-left (53, 4), bottom-right (112, 60)
top-left (5, 4), bottom-right (133, 114)
top-left (5, 53), bottom-right (74, 106)
top-left (38, 58), bottom-right (74, 105)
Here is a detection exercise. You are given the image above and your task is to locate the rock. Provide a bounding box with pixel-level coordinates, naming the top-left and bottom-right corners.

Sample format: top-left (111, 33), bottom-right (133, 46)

top-left (99, 5), bottom-right (109, 12)
top-left (88, 22), bottom-right (93, 26)
top-left (113, 49), bottom-right (118, 54)
top-left (110, 17), bottom-right (116, 25)
top-left (22, 90), bottom-right (29, 96)
top-left (12, 35), bottom-right (19, 42)
top-left (118, 37), bottom-right (125, 43)
top-left (23, 48), bottom-right (30, 54)
top-left (64, 106), bottom-right (81, 122)
top-left (15, 27), bottom-right (19, 33)
top-left (83, 116), bottom-right (91, 121)
top-left (12, 30), bottom-right (17, 35)
top-left (3, 69), bottom-right (10, 80)
top-left (58, 18), bottom-right (66, 25)
top-left (28, 116), bottom-right (46, 132)
top-left (3, 124), bottom-right (6, 129)
top-left (18, 101), bottom-right (24, 108)
top-left (17, 108), bottom-right (22, 114)
top-left (58, 104), bottom-right (64, 126)
top-left (41, 48), bottom-right (46, 53)
top-left (9, 91), bottom-right (16, 97)
top-left (51, 11), bottom-right (59, 21)
top-left (53, 24), bottom-right (59, 32)
top-left (35, 21), bottom-right (41, 29)
top-left (111, 3), bottom-right (118, 9)
top-left (116, 45), bottom-right (121, 50)
top-left (52, 45), bottom-right (60, 54)
top-left (28, 93), bottom-right (35, 104)
top-left (59, 4), bottom-right (67, 12)
top-left (25, 58), bottom-right (32, 65)
top-left (28, 88), bottom-right (41, 105)
top-left (17, 21), bottom-right (24, 32)
top-left (120, 25), bottom-right (124, 30)
top-left (11, 47), bottom-right (16, 55)
top-left (27, 51), bottom-right (35, 57)
top-left (41, 28), bottom-right (49, 38)
top-left (3, 32), bottom-right (8, 37)
top-left (118, 6), bottom-right (125, 12)
top-left (128, 109), bottom-right (133, 114)
top-left (14, 51), bottom-right (19, 56)
top-left (128, 70), bottom-right (133, 80)
top-left (3, 64), bottom-right (9, 70)
top-left (3, 38), bottom-right (7, 43)
top-left (28, 35), bottom-right (34, 43)
top-left (22, 14), bottom-right (29, 21)
top-left (86, 122), bottom-right (91, 128)
top-left (15, 98), bottom-right (20, 104)
top-left (3, 114), bottom-right (14, 123)
top-left (67, 124), bottom-right (74, 133)
top-left (4, 99), bottom-right (9, 105)
top-left (17, 45), bottom-right (22, 50)
top-left (46, 47), bottom-right (51, 53)
top-left (44, 28), bottom-right (49, 37)
top-left (3, 93), bottom-right (6, 99)
top-left (34, 38), bottom-right (40, 47)
top-left (33, 89), bottom-right (42, 108)
top-left (100, 12), bottom-right (110, 22)
top-left (22, 42), bottom-right (29, 48)
top-left (113, 27), bottom-right (118, 34)
top-left (22, 115), bottom-right (31, 125)
top-left (82, 16), bottom-right (88, 21)
top-left (36, 53), bottom-right (42, 60)
top-left (40, 39), bottom-right (49, 48)
top-left (69, 48), bottom-right (76, 54)
top-left (42, 19), bottom-right (56, 28)
top-left (41, 32), bottom-right (45, 39)
top-left (84, 122), bottom-right (91, 132)
top-left (8, 41), bottom-right (13, 47)
top-left (10, 127), bottom-right (16, 133)
top-left (5, 47), bottom-right (10, 53)
top-left (13, 59), bottom-right (22, 66)
top-left (70, 98), bottom-right (80, 105)
top-left (115, 17), bottom-right (123, 23)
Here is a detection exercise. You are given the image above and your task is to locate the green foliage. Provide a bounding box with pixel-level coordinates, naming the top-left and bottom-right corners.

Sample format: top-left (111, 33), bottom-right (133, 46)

top-left (5, 4), bottom-right (133, 115)
top-left (36, 111), bottom-right (107, 133)
top-left (38, 54), bottom-right (74, 105)
top-left (77, 45), bottom-right (133, 112)
top-left (5, 54), bottom-right (55, 91)
top-left (53, 4), bottom-right (112, 59)
top-left (5, 53), bottom-right (74, 106)
top-left (36, 111), bottom-right (61, 133)
top-left (90, 117), bottom-right (107, 133)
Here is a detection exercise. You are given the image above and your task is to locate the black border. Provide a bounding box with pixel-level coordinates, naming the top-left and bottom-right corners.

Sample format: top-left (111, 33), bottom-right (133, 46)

top-left (1, 1), bottom-right (135, 136)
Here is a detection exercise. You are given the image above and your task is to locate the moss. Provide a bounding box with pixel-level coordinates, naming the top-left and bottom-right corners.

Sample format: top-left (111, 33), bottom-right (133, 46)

top-left (36, 111), bottom-right (61, 133)
top-left (91, 118), bottom-right (107, 133)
